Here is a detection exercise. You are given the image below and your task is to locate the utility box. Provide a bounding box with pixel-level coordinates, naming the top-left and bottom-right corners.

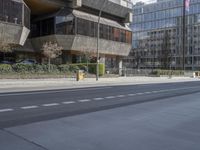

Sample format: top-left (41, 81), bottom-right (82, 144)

top-left (76, 70), bottom-right (85, 81)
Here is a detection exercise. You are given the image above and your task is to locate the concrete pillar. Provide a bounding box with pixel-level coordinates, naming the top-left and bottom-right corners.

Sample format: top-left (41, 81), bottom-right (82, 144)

top-left (117, 57), bottom-right (123, 76)
top-left (99, 55), bottom-right (105, 64)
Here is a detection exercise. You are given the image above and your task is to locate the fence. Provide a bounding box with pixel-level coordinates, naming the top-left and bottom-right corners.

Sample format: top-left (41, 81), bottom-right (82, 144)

top-left (106, 68), bottom-right (193, 77)
top-left (106, 68), bottom-right (153, 76)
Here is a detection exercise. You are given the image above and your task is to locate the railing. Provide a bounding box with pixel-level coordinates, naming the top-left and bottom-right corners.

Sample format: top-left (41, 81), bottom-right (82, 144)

top-left (109, 0), bottom-right (132, 9)
top-left (106, 68), bottom-right (152, 76)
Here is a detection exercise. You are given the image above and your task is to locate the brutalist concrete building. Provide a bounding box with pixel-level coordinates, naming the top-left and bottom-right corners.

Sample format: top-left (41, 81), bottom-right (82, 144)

top-left (0, 0), bottom-right (132, 69)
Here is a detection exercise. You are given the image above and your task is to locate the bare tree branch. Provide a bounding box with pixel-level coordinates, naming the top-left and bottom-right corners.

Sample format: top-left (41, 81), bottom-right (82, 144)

top-left (42, 41), bottom-right (63, 72)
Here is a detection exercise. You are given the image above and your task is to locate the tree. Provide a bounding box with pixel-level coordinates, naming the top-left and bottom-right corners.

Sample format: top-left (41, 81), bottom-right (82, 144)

top-left (0, 34), bottom-right (14, 61)
top-left (160, 30), bottom-right (172, 69)
top-left (82, 50), bottom-right (96, 73)
top-left (42, 41), bottom-right (63, 72)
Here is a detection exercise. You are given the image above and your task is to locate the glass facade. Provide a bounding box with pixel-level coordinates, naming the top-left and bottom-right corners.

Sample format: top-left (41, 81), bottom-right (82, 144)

top-left (129, 0), bottom-right (200, 70)
top-left (56, 14), bottom-right (75, 35)
top-left (0, 0), bottom-right (30, 28)
top-left (31, 14), bottom-right (132, 44)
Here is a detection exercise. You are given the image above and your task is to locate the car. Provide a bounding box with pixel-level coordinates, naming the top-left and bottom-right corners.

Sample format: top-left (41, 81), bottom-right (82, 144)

top-left (0, 60), bottom-right (14, 64)
top-left (17, 59), bottom-right (38, 65)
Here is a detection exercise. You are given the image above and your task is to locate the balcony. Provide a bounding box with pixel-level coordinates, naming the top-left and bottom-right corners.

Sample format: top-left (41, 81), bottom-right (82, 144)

top-left (0, 0), bottom-right (30, 46)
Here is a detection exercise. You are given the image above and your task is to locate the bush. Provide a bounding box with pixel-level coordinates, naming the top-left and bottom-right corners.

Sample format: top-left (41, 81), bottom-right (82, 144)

top-left (69, 64), bottom-right (80, 72)
top-left (33, 64), bottom-right (45, 73)
top-left (88, 63), bottom-right (105, 76)
top-left (67, 63), bottom-right (105, 76)
top-left (0, 63), bottom-right (105, 76)
top-left (12, 64), bottom-right (60, 73)
top-left (58, 64), bottom-right (70, 73)
top-left (12, 64), bottom-right (35, 73)
top-left (152, 69), bottom-right (184, 76)
top-left (0, 64), bottom-right (13, 73)
top-left (48, 64), bottom-right (60, 73)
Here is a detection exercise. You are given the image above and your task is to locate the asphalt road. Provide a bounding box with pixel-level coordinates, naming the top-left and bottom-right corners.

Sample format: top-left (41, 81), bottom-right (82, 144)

top-left (1, 81), bottom-right (200, 128)
top-left (1, 81), bottom-right (200, 150)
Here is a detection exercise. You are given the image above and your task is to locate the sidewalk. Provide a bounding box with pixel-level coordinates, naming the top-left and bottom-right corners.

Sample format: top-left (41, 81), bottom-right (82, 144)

top-left (0, 76), bottom-right (199, 93)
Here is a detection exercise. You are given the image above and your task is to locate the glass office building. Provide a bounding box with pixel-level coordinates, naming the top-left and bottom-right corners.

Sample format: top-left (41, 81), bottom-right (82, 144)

top-left (127, 0), bottom-right (200, 70)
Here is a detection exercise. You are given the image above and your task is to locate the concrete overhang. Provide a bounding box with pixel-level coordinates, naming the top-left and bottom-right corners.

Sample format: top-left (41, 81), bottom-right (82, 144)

top-left (24, 0), bottom-right (132, 19)
top-left (24, 0), bottom-right (68, 15)
top-left (82, 0), bottom-right (132, 19)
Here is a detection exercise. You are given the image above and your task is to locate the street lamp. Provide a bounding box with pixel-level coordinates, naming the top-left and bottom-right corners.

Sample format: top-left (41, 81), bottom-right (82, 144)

top-left (96, 0), bottom-right (106, 81)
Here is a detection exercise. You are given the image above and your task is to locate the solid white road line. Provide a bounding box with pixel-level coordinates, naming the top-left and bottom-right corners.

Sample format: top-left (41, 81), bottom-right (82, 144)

top-left (0, 108), bottom-right (14, 113)
top-left (42, 103), bottom-right (60, 107)
top-left (78, 99), bottom-right (91, 102)
top-left (0, 87), bottom-right (112, 97)
top-left (21, 105), bottom-right (39, 109)
top-left (62, 101), bottom-right (76, 104)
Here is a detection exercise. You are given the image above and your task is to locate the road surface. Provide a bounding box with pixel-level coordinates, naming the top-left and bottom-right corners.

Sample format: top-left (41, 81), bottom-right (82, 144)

top-left (0, 81), bottom-right (200, 149)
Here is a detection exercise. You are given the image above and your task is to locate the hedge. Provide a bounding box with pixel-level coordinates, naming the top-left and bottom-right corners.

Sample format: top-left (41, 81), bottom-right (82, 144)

top-left (152, 69), bottom-right (184, 76)
top-left (88, 63), bottom-right (105, 76)
top-left (0, 64), bottom-right (13, 73)
top-left (12, 64), bottom-right (59, 73)
top-left (62, 63), bottom-right (105, 76)
top-left (0, 63), bottom-right (105, 76)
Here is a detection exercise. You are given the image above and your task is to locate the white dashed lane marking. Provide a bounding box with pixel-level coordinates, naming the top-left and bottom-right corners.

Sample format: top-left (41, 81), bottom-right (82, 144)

top-left (136, 93), bottom-right (144, 95)
top-left (21, 106), bottom-right (39, 109)
top-left (2, 86), bottom-right (199, 113)
top-left (128, 94), bottom-right (136, 96)
top-left (105, 96), bottom-right (116, 99)
top-left (116, 95), bottom-right (125, 98)
top-left (93, 98), bottom-right (104, 101)
top-left (42, 103), bottom-right (60, 107)
top-left (62, 101), bottom-right (76, 105)
top-left (144, 92), bottom-right (152, 94)
top-left (0, 108), bottom-right (14, 113)
top-left (78, 99), bottom-right (91, 103)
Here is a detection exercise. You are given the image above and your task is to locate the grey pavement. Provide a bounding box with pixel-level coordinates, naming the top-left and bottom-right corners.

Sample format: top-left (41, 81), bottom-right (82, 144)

top-left (0, 76), bottom-right (199, 93)
top-left (1, 91), bottom-right (200, 150)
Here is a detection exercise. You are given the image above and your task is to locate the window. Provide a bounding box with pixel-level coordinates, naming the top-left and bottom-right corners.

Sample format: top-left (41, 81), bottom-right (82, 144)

top-left (0, 0), bottom-right (22, 24)
top-left (56, 15), bottom-right (75, 35)
top-left (31, 18), bottom-right (55, 37)
top-left (41, 18), bottom-right (55, 36)
top-left (75, 18), bottom-right (132, 44)
top-left (77, 18), bottom-right (89, 36)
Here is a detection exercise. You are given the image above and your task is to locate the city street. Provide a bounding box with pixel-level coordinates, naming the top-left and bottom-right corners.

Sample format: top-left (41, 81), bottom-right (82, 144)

top-left (0, 81), bottom-right (200, 149)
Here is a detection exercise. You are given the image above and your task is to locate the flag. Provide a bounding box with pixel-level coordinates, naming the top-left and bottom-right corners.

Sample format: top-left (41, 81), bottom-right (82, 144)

top-left (185, 0), bottom-right (190, 12)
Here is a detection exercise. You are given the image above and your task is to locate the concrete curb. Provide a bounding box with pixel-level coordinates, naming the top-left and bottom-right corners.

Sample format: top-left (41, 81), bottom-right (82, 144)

top-left (0, 77), bottom-right (199, 93)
